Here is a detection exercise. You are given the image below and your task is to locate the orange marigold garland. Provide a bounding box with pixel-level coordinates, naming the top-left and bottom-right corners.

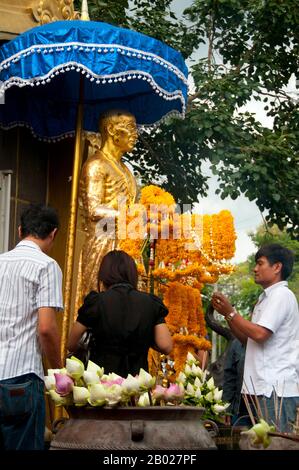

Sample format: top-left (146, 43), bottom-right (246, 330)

top-left (118, 185), bottom-right (236, 376)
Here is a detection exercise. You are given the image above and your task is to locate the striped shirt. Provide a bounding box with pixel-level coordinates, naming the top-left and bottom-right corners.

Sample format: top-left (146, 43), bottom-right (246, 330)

top-left (0, 240), bottom-right (63, 380)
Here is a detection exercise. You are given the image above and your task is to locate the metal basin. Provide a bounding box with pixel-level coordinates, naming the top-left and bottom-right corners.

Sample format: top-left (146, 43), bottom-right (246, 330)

top-left (50, 406), bottom-right (217, 450)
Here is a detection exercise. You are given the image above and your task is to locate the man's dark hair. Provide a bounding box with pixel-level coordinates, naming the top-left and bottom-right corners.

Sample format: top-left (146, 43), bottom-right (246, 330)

top-left (255, 243), bottom-right (294, 280)
top-left (20, 204), bottom-right (59, 240)
top-left (98, 250), bottom-right (138, 289)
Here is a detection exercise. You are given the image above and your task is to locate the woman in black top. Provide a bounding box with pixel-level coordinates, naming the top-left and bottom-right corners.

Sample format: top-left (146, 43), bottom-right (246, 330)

top-left (68, 250), bottom-right (172, 376)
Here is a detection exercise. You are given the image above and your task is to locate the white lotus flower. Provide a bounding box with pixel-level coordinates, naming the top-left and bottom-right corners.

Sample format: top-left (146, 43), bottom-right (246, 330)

top-left (137, 392), bottom-right (150, 407)
top-left (137, 369), bottom-right (155, 389)
top-left (186, 383), bottom-right (195, 396)
top-left (66, 357), bottom-right (84, 380)
top-left (86, 360), bottom-right (104, 377)
top-left (203, 371), bottom-right (208, 383)
top-left (83, 370), bottom-right (100, 386)
top-left (194, 377), bottom-right (202, 389)
top-left (191, 363), bottom-right (203, 377)
top-left (88, 383), bottom-right (107, 406)
top-left (184, 364), bottom-right (192, 376)
top-left (44, 375), bottom-right (56, 391)
top-left (206, 376), bottom-right (215, 390)
top-left (177, 372), bottom-right (186, 384)
top-left (213, 387), bottom-right (223, 401)
top-left (48, 390), bottom-right (72, 406)
top-left (186, 352), bottom-right (197, 365)
top-left (205, 391), bottom-right (214, 402)
top-left (105, 384), bottom-right (123, 406)
top-left (73, 386), bottom-right (90, 406)
top-left (122, 374), bottom-right (140, 395)
top-left (194, 388), bottom-right (202, 399)
top-left (212, 403), bottom-right (230, 414)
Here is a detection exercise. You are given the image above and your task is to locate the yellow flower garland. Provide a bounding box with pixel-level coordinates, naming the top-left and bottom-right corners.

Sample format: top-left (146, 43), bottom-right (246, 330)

top-left (118, 185), bottom-right (235, 376)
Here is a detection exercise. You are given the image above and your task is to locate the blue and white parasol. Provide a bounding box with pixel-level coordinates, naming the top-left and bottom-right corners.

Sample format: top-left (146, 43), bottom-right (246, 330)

top-left (0, 19), bottom-right (188, 141)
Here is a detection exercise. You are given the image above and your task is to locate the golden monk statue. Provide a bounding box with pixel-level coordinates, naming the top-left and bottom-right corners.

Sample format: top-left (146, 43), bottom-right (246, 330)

top-left (75, 110), bottom-right (138, 309)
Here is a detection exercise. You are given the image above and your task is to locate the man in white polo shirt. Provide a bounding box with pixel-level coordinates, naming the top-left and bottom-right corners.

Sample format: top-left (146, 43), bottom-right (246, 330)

top-left (0, 204), bottom-right (63, 450)
top-left (212, 243), bottom-right (299, 432)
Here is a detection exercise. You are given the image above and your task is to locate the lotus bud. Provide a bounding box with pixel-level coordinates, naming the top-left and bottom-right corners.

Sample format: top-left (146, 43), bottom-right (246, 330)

top-left (186, 352), bottom-right (197, 365)
top-left (184, 364), bottom-right (192, 376)
top-left (165, 384), bottom-right (184, 402)
top-left (122, 374), bottom-right (140, 395)
top-left (73, 386), bottom-right (90, 406)
top-left (205, 391), bottom-right (214, 402)
top-left (212, 403), bottom-right (230, 414)
top-left (105, 384), bottom-right (123, 406)
top-left (202, 369), bottom-right (208, 382)
top-left (194, 388), bottom-right (202, 399)
top-left (177, 372), bottom-right (186, 384)
top-left (66, 357), bottom-right (84, 380)
top-left (137, 392), bottom-right (150, 407)
top-left (186, 383), bottom-right (195, 396)
top-left (247, 419), bottom-right (275, 448)
top-left (152, 385), bottom-right (167, 401)
top-left (88, 383), bottom-right (107, 406)
top-left (86, 360), bottom-right (104, 377)
top-left (213, 387), bottom-right (223, 401)
top-left (138, 369), bottom-right (155, 389)
top-left (191, 363), bottom-right (203, 377)
top-left (49, 389), bottom-right (72, 406)
top-left (44, 375), bottom-right (56, 391)
top-left (54, 373), bottom-right (74, 396)
top-left (194, 377), bottom-right (202, 389)
top-left (83, 370), bottom-right (100, 386)
top-left (206, 376), bottom-right (215, 390)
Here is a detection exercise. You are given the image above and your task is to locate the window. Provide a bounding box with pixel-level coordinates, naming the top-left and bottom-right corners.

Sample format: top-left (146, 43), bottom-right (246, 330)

top-left (0, 170), bottom-right (12, 253)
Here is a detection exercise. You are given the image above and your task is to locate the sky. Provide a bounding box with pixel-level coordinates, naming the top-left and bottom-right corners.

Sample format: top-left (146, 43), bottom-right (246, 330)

top-left (170, 0), bottom-right (296, 264)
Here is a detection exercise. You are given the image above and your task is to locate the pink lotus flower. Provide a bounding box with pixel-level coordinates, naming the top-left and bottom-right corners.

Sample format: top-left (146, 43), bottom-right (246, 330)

top-left (165, 384), bottom-right (184, 402)
top-left (152, 385), bottom-right (167, 402)
top-left (101, 378), bottom-right (124, 387)
top-left (54, 373), bottom-right (74, 396)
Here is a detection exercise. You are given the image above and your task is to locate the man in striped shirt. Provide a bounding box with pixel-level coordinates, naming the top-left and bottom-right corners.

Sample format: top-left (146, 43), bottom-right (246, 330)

top-left (0, 204), bottom-right (63, 450)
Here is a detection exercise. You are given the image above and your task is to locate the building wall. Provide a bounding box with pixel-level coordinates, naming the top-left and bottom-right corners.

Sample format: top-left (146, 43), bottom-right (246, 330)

top-left (0, 127), bottom-right (48, 248)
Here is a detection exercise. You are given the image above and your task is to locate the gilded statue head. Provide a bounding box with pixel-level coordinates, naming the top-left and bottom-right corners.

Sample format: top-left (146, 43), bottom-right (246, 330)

top-left (98, 109), bottom-right (138, 153)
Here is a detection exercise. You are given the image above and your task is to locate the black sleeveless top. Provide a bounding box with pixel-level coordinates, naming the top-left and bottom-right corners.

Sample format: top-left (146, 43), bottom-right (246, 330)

top-left (76, 283), bottom-right (168, 377)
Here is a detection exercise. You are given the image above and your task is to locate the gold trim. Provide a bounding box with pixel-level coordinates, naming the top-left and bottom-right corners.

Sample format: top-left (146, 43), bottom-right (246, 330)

top-left (61, 77), bottom-right (84, 362)
top-left (31, 0), bottom-right (79, 24)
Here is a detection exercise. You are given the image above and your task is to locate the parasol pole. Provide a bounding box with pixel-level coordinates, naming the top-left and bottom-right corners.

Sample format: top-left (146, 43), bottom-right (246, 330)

top-left (61, 1), bottom-right (90, 363)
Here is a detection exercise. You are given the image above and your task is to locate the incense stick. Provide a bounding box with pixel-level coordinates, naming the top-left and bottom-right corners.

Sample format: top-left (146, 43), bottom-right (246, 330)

top-left (242, 393), bottom-right (256, 425)
top-left (243, 379), bottom-right (259, 419)
top-left (278, 381), bottom-right (285, 432)
top-left (250, 377), bottom-right (264, 420)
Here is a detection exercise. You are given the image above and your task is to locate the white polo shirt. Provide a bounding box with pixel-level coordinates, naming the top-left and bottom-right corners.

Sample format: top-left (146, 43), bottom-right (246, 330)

top-left (242, 281), bottom-right (299, 397)
top-left (0, 240), bottom-right (63, 381)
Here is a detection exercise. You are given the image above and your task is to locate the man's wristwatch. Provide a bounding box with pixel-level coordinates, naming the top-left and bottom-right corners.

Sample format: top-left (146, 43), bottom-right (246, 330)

top-left (226, 309), bottom-right (237, 322)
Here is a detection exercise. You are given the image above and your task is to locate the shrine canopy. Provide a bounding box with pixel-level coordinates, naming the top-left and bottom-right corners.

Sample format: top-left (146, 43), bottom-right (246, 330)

top-left (0, 20), bottom-right (188, 141)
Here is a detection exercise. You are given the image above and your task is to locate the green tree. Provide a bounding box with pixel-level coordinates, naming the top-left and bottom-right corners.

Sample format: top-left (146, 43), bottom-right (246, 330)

top-left (74, 0), bottom-right (299, 238)
top-left (220, 224), bottom-right (299, 314)
top-left (249, 224), bottom-right (299, 299)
